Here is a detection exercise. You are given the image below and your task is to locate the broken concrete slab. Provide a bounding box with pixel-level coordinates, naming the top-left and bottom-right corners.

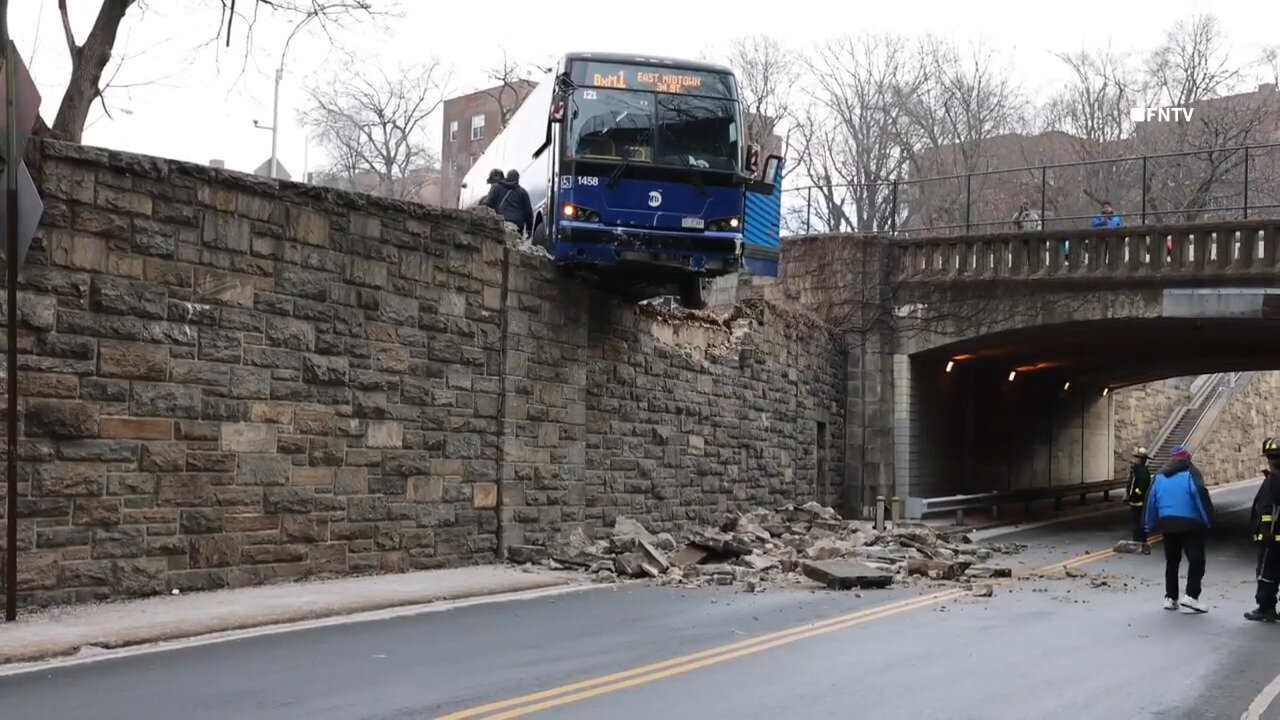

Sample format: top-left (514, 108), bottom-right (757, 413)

top-left (669, 544), bottom-right (712, 567)
top-left (967, 565), bottom-right (1013, 579)
top-left (738, 554), bottom-right (780, 572)
top-left (636, 538), bottom-right (670, 573)
top-left (972, 583), bottom-right (994, 597)
top-left (1114, 540), bottom-right (1144, 554)
top-left (803, 538), bottom-right (855, 561)
top-left (614, 553), bottom-right (647, 578)
top-left (612, 516), bottom-right (656, 542)
top-left (906, 558), bottom-right (966, 580)
top-left (801, 560), bottom-right (893, 590)
top-left (506, 545), bottom-right (548, 564)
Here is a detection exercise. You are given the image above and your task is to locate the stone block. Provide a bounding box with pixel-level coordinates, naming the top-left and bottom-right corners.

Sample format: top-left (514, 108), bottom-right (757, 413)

top-left (72, 498), bottom-right (122, 526)
top-left (130, 382), bottom-right (202, 419)
top-left (59, 559), bottom-right (113, 588)
top-left (190, 535), bottom-right (243, 568)
top-left (291, 467), bottom-right (335, 486)
top-left (335, 467), bottom-right (369, 495)
top-left (100, 417), bottom-right (173, 440)
top-left (56, 439), bottom-right (139, 463)
top-left (114, 558), bottom-right (168, 596)
top-left (281, 515), bottom-right (329, 543)
top-left (230, 367), bottom-right (272, 399)
top-left (18, 552), bottom-right (60, 590)
top-left (288, 207), bottom-right (330, 246)
top-left (202, 213), bottom-right (251, 253)
top-left (303, 354), bottom-right (348, 384)
top-left (265, 316), bottom-right (316, 352)
top-left (366, 421), bottom-right (404, 449)
top-left (237, 454), bottom-right (291, 486)
top-left (169, 360), bottom-right (231, 386)
top-left (222, 514), bottom-right (280, 534)
top-left (180, 508), bottom-right (225, 534)
top-left (91, 527), bottom-right (146, 559)
top-left (294, 408), bottom-right (335, 436)
top-left (24, 399), bottom-right (98, 438)
top-left (43, 231), bottom-right (106, 272)
top-left (32, 464), bottom-right (104, 496)
top-left (242, 544), bottom-right (308, 565)
top-left (99, 340), bottom-right (169, 380)
top-left (91, 275), bottom-right (167, 319)
top-left (473, 482), bottom-right (498, 509)
top-left (141, 443), bottom-right (186, 472)
top-left (248, 401), bottom-right (293, 425)
top-left (221, 423), bottom-right (277, 453)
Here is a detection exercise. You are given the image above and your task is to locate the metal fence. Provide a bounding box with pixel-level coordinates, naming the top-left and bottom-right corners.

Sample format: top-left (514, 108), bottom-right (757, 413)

top-left (784, 142), bottom-right (1280, 238)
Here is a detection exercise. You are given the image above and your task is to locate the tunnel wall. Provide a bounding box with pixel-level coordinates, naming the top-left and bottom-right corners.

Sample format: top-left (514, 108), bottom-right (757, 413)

top-left (0, 140), bottom-right (845, 608)
top-left (910, 361), bottom-right (1114, 498)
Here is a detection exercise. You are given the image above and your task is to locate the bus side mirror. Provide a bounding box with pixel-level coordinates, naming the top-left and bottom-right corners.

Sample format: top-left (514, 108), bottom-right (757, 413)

top-left (745, 144), bottom-right (761, 175)
top-left (762, 155), bottom-right (782, 184)
top-left (549, 93), bottom-right (567, 123)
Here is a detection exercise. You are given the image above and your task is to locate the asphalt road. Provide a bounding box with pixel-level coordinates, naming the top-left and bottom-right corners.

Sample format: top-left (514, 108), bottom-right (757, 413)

top-left (3, 482), bottom-right (1278, 720)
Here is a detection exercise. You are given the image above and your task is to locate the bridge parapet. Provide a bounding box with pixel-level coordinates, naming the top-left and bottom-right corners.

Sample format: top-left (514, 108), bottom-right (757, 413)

top-left (895, 220), bottom-right (1280, 282)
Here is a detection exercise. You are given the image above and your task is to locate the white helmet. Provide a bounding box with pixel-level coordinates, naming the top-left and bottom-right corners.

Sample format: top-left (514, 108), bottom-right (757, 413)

top-left (1133, 447), bottom-right (1149, 458)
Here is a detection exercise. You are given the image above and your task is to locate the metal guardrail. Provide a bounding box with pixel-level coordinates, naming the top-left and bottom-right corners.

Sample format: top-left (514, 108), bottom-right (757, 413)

top-left (906, 476), bottom-right (1129, 524)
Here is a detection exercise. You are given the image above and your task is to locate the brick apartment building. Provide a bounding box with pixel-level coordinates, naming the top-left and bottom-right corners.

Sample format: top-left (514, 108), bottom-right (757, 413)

top-left (440, 80), bottom-right (538, 208)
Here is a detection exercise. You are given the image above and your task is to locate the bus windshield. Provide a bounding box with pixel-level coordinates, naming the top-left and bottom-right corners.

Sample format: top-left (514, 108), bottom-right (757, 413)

top-left (566, 87), bottom-right (739, 171)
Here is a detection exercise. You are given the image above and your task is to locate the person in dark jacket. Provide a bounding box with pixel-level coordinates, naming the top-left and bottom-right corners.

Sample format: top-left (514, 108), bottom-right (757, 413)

top-left (487, 169), bottom-right (534, 237)
top-left (1246, 437), bottom-right (1280, 622)
top-left (1126, 447), bottom-right (1153, 552)
top-left (1144, 445), bottom-right (1214, 613)
top-left (479, 169), bottom-right (504, 209)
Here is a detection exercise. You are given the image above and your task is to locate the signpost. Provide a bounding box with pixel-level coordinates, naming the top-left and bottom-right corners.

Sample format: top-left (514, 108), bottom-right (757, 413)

top-left (1, 2), bottom-right (43, 621)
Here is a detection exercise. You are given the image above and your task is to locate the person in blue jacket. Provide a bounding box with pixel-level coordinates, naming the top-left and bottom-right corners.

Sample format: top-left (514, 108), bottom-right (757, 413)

top-left (1145, 445), bottom-right (1214, 613)
top-left (1092, 201), bottom-right (1123, 228)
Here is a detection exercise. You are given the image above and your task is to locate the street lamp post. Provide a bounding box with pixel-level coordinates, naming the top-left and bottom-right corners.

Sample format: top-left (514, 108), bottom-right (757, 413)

top-left (254, 16), bottom-right (314, 180)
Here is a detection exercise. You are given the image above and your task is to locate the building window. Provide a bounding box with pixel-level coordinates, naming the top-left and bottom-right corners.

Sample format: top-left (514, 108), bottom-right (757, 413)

top-left (471, 113), bottom-right (485, 141)
top-left (449, 120), bottom-right (458, 142)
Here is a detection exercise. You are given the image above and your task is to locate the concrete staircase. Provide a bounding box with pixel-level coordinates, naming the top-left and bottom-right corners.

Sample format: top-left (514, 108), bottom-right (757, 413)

top-left (1146, 373), bottom-right (1250, 468)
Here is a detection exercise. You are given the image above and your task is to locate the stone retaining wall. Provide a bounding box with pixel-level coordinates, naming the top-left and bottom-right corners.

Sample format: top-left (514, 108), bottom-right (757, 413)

top-left (0, 140), bottom-right (846, 607)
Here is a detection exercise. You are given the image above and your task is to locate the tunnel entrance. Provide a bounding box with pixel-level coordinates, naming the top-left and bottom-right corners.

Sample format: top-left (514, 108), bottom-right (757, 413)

top-left (907, 318), bottom-right (1280, 502)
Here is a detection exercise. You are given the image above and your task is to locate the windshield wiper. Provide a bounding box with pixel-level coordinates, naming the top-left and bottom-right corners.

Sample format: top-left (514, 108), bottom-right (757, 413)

top-left (607, 129), bottom-right (651, 189)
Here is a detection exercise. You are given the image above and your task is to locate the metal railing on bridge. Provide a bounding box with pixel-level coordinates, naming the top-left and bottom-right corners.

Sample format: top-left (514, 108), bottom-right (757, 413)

top-left (895, 218), bottom-right (1280, 282)
top-left (785, 142), bottom-right (1280, 238)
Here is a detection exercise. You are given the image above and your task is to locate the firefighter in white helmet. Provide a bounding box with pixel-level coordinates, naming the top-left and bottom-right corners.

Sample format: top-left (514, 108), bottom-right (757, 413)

top-left (1126, 447), bottom-right (1153, 554)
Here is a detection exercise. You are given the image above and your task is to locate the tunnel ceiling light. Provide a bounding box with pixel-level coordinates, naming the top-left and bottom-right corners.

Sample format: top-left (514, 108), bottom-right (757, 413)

top-left (946, 361), bottom-right (954, 373)
top-left (1008, 370), bottom-right (1017, 382)
top-left (1063, 381), bottom-right (1071, 391)
top-left (1102, 387), bottom-right (1110, 396)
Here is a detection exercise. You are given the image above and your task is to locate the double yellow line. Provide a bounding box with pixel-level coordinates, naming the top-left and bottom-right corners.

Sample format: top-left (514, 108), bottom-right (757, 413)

top-left (439, 538), bottom-right (1159, 719)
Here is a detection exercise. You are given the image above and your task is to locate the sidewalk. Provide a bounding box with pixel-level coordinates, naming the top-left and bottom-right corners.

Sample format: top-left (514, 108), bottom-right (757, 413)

top-left (0, 564), bottom-right (580, 666)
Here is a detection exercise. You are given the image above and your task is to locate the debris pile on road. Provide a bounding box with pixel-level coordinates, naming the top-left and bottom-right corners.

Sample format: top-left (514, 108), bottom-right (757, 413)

top-left (509, 502), bottom-right (1024, 593)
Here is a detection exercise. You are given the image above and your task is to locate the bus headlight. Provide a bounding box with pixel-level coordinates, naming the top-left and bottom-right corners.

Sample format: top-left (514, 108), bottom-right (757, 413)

top-left (562, 204), bottom-right (600, 222)
top-left (707, 217), bottom-right (741, 232)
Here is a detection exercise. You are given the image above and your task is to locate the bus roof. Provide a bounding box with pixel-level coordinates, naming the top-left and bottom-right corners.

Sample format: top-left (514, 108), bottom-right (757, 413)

top-left (562, 51), bottom-right (734, 76)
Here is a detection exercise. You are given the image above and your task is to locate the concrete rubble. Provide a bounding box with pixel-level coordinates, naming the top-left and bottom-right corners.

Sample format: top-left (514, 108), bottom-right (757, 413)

top-left (511, 502), bottom-right (1025, 593)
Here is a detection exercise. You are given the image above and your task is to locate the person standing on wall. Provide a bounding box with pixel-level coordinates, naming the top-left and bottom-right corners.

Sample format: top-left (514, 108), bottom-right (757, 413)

top-left (1246, 438), bottom-right (1280, 622)
top-left (1126, 447), bottom-right (1153, 554)
top-left (1144, 445), bottom-right (1214, 613)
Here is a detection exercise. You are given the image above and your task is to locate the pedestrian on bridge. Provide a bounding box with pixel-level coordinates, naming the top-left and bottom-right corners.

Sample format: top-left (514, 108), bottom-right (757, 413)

top-left (1092, 201), bottom-right (1123, 228)
top-left (1126, 447), bottom-right (1153, 553)
top-left (1144, 445), bottom-right (1214, 613)
top-left (1246, 438), bottom-right (1280, 623)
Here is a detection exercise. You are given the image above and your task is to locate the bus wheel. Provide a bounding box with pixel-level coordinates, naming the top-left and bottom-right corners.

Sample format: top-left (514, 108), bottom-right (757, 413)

top-left (678, 276), bottom-right (707, 310)
top-left (532, 219), bottom-right (550, 252)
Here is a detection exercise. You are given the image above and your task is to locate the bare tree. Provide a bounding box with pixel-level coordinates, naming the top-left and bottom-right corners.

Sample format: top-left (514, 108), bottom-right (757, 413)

top-left (302, 58), bottom-right (447, 201)
top-left (726, 35), bottom-right (798, 159)
top-left (480, 51), bottom-right (534, 129)
top-left (46, 0), bottom-right (381, 142)
top-left (893, 37), bottom-right (1025, 232)
top-left (798, 33), bottom-right (925, 233)
top-left (1143, 14), bottom-right (1240, 108)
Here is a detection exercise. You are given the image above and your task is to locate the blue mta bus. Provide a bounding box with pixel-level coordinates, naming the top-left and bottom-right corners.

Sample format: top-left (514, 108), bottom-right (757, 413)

top-left (459, 52), bottom-right (782, 308)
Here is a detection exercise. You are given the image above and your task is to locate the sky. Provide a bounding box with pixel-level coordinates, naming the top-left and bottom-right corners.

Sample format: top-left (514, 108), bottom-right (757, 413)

top-left (9, 0), bottom-right (1279, 180)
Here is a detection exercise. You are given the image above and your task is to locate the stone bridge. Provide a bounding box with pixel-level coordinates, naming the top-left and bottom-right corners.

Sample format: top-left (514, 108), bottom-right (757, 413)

top-left (780, 219), bottom-right (1280, 513)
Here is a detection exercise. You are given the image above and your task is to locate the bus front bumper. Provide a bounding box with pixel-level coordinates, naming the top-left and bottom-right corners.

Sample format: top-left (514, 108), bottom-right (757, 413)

top-left (554, 222), bottom-right (742, 275)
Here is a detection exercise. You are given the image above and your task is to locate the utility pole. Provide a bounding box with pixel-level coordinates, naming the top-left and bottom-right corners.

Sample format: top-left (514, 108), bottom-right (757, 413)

top-left (1, 0), bottom-right (15, 622)
top-left (254, 15), bottom-right (315, 180)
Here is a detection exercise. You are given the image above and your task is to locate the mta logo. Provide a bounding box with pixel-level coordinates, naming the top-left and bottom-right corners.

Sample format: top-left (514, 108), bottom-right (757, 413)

top-left (648, 191), bottom-right (662, 208)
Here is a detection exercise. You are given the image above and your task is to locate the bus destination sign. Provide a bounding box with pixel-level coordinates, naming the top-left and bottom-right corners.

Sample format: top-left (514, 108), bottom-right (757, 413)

top-left (574, 62), bottom-right (734, 98)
